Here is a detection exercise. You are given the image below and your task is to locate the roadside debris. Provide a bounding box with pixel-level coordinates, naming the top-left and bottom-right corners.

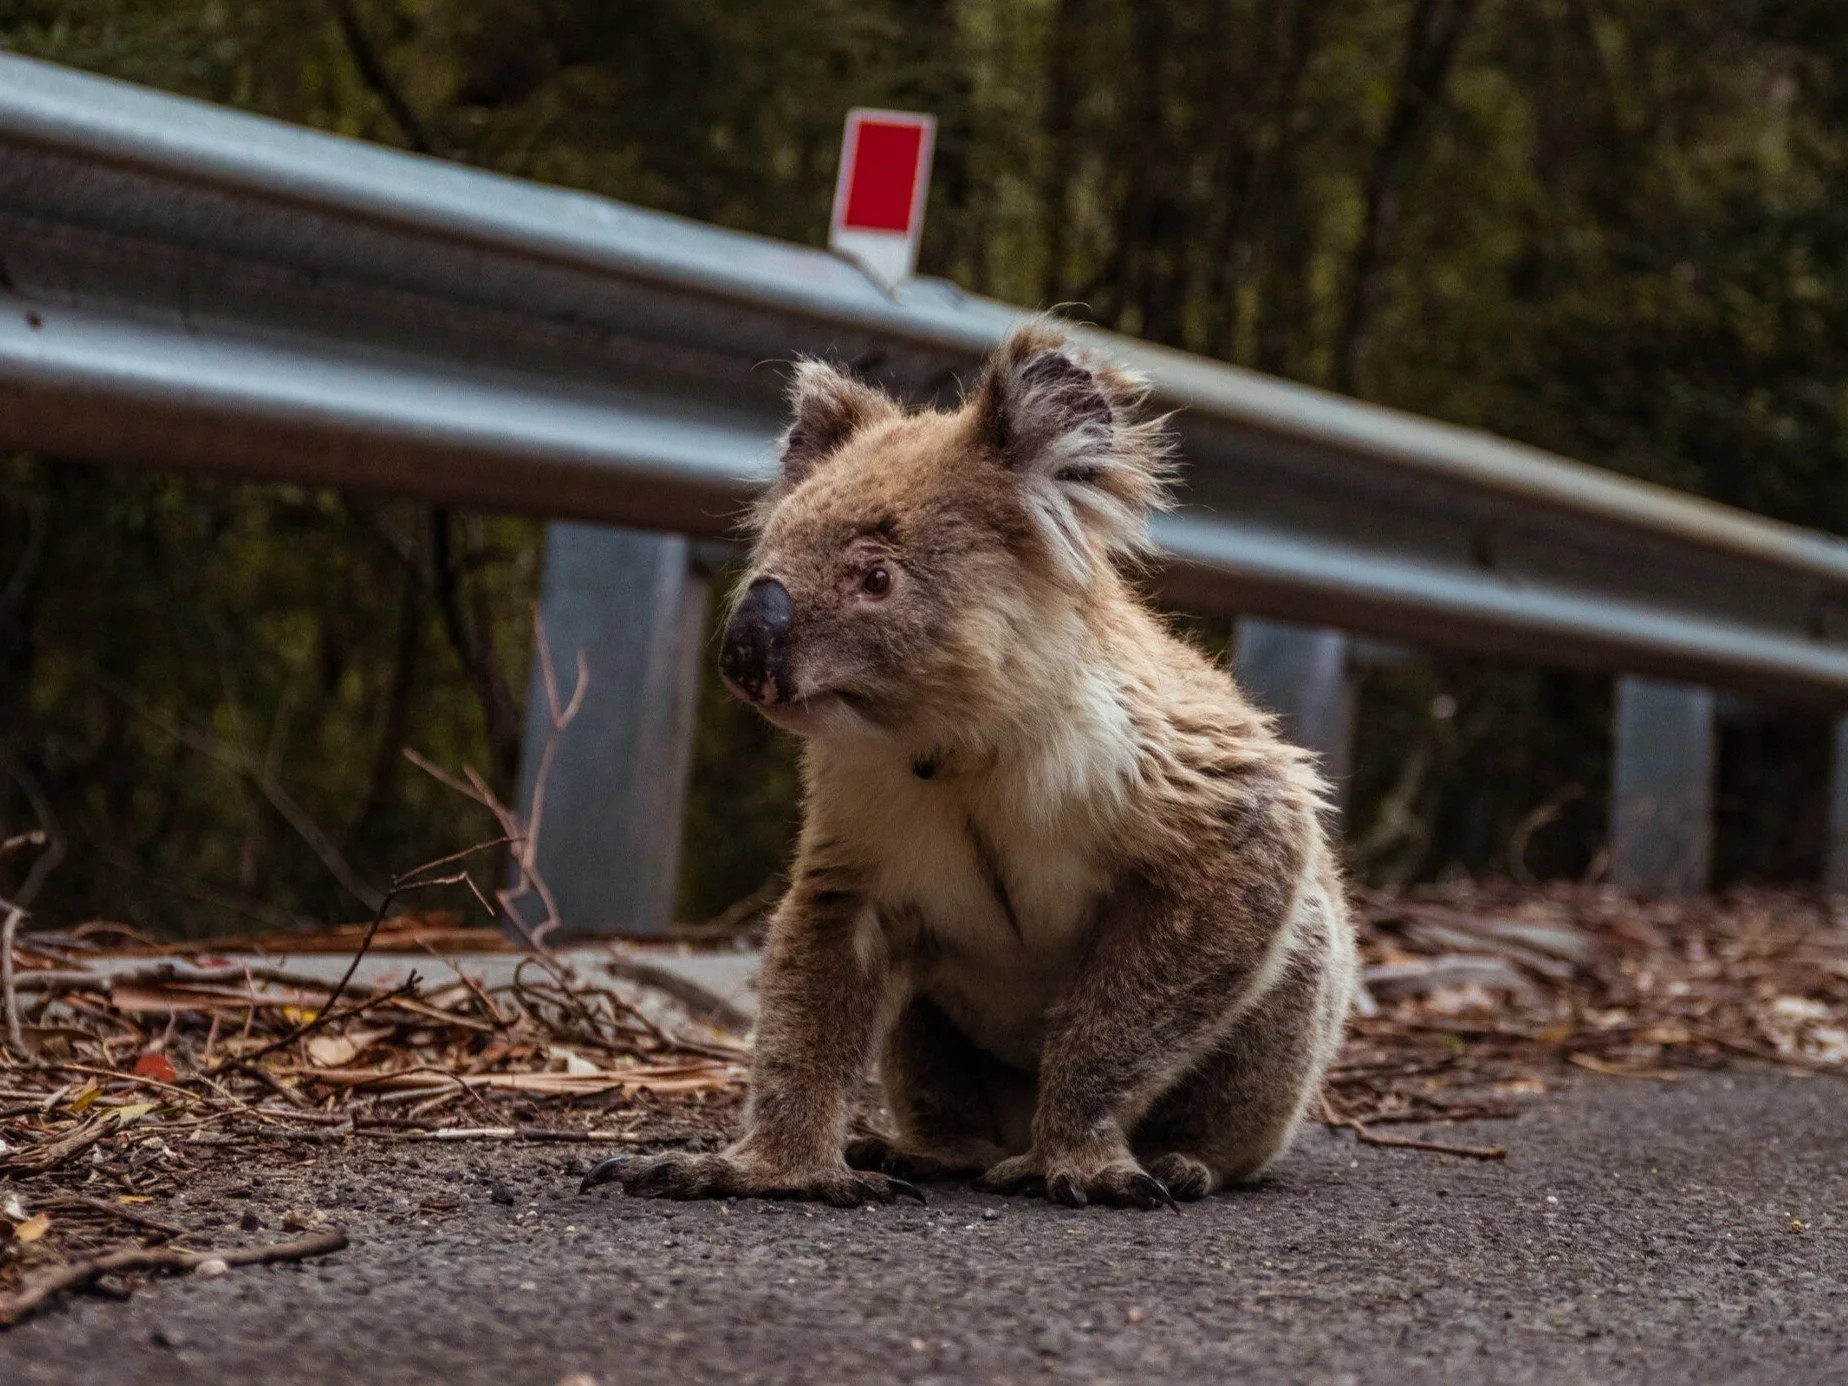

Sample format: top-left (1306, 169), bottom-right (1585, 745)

top-left (0, 906), bottom-right (746, 1321)
top-left (0, 635), bottom-right (760, 1323)
top-left (2, 878), bottom-right (1844, 1318)
top-left (1326, 882), bottom-right (1848, 1150)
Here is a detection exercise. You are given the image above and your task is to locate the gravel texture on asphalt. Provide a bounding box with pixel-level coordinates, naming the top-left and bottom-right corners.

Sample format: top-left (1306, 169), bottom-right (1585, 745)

top-left (1, 1071), bottom-right (1842, 1385)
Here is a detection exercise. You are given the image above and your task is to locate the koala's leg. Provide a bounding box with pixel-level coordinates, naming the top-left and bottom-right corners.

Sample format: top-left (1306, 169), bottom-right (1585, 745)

top-left (977, 807), bottom-right (1322, 1211)
top-left (582, 862), bottom-right (923, 1208)
top-left (846, 994), bottom-right (1014, 1180)
top-left (1134, 880), bottom-right (1354, 1193)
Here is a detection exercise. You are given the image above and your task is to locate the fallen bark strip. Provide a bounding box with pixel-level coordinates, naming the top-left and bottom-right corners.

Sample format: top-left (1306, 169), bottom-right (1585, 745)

top-left (205, 1118), bottom-right (651, 1145)
top-left (9, 965), bottom-right (400, 997)
top-left (1344, 1121), bottom-right (1508, 1161)
top-left (35, 1196), bottom-right (192, 1239)
top-left (354, 1124), bottom-right (648, 1143)
top-left (0, 1226), bottom-right (348, 1328)
top-left (279, 1062), bottom-right (743, 1098)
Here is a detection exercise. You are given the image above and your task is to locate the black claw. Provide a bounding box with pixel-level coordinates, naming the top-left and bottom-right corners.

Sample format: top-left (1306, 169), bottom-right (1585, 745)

top-left (885, 1177), bottom-right (928, 1207)
top-left (579, 1156), bottom-right (633, 1194)
top-left (1048, 1173), bottom-right (1088, 1209)
top-left (1132, 1172), bottom-right (1181, 1214)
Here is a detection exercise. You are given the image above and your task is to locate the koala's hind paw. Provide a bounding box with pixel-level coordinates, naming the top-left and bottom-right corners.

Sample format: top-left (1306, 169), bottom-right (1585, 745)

top-left (977, 1152), bottom-right (1179, 1213)
top-left (578, 1152), bottom-right (926, 1208)
top-left (844, 1136), bottom-right (944, 1181)
top-left (844, 1136), bottom-right (1002, 1182)
top-left (1143, 1152), bottom-right (1216, 1201)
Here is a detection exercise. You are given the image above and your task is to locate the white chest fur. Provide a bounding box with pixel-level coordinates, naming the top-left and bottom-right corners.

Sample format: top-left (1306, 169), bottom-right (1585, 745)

top-left (820, 747), bottom-right (1118, 1069)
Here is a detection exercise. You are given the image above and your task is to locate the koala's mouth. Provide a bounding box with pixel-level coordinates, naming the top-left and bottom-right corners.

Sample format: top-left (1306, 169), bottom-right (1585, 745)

top-left (752, 691), bottom-right (845, 736)
top-left (736, 686), bottom-right (878, 738)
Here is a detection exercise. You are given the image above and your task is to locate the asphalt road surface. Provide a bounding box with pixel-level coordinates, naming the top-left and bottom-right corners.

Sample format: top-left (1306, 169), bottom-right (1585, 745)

top-left (2, 1071), bottom-right (1843, 1385)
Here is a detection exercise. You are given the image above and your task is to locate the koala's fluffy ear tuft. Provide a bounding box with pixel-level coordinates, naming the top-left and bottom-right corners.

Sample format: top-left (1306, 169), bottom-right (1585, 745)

top-left (778, 360), bottom-right (898, 487)
top-left (972, 321), bottom-right (1175, 578)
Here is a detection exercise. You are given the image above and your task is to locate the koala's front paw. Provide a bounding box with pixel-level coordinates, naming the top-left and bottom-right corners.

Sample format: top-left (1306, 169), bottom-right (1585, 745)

top-left (976, 1150), bottom-right (1179, 1212)
top-left (578, 1151), bottom-right (926, 1207)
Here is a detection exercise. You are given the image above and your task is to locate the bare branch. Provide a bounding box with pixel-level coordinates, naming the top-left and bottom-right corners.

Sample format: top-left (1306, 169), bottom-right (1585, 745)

top-left (406, 617), bottom-right (586, 952)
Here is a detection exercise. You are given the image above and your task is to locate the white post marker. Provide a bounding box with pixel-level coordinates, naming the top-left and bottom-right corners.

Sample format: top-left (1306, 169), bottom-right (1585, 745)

top-left (829, 108), bottom-right (936, 290)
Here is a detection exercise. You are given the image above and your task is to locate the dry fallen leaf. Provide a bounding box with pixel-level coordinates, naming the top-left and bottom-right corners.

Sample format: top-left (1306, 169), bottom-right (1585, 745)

top-left (13, 1213), bottom-right (51, 1243)
top-left (548, 1046), bottom-right (601, 1077)
top-left (304, 1024), bottom-right (396, 1068)
top-left (305, 1033), bottom-right (359, 1068)
top-left (133, 1051), bottom-right (179, 1083)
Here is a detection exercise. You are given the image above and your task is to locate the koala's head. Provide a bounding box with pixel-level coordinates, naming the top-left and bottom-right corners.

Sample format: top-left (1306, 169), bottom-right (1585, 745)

top-left (720, 322), bottom-right (1172, 744)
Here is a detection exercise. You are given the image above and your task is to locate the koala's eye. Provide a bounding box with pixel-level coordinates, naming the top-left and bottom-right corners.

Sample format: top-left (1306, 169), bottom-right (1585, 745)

top-left (861, 565), bottom-right (892, 598)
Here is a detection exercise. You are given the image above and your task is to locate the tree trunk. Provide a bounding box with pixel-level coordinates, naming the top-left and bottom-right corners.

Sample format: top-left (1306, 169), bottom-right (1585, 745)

top-left (1332, 0), bottom-right (1480, 397)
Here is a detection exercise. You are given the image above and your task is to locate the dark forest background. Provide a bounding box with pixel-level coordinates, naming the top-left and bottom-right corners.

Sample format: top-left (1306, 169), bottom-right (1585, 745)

top-left (5, 0), bottom-right (1848, 934)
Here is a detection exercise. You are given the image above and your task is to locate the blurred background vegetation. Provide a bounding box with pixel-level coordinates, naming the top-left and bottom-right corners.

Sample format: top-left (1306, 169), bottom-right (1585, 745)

top-left (4, 0), bottom-right (1847, 934)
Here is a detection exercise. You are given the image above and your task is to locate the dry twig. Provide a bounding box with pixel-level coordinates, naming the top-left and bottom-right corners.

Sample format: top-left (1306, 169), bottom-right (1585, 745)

top-left (1322, 1094), bottom-right (1508, 1160)
top-left (0, 1227), bottom-right (347, 1327)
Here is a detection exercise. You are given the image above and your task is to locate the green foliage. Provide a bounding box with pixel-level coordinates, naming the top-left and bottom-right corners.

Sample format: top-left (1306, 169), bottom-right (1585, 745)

top-left (5, 0), bottom-right (1847, 929)
top-left (0, 458), bottom-right (534, 931)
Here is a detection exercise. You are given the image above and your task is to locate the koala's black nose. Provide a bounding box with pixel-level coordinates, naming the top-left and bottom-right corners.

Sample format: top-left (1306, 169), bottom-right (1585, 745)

top-left (720, 578), bottom-right (796, 704)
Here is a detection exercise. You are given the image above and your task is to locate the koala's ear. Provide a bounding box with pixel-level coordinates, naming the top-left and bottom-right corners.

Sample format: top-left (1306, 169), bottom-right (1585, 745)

top-left (778, 360), bottom-right (897, 486)
top-left (972, 323), bottom-right (1174, 575)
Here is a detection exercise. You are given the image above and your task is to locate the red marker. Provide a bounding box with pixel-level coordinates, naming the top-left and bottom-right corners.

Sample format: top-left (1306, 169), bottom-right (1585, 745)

top-left (829, 109), bottom-right (936, 289)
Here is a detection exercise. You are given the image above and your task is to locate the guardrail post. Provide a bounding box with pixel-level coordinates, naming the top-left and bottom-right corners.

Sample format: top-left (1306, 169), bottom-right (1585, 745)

top-left (509, 522), bottom-right (710, 938)
top-left (1232, 618), bottom-right (1355, 797)
top-left (1609, 676), bottom-right (1715, 893)
top-left (1828, 715), bottom-right (1848, 895)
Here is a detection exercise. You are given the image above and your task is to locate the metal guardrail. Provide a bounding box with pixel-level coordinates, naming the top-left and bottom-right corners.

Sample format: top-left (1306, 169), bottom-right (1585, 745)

top-left (6, 53), bottom-right (1848, 913)
top-left (7, 52), bottom-right (1848, 706)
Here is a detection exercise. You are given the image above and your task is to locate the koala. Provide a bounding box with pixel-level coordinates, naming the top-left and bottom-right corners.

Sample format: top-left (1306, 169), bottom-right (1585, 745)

top-left (582, 321), bottom-right (1356, 1210)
